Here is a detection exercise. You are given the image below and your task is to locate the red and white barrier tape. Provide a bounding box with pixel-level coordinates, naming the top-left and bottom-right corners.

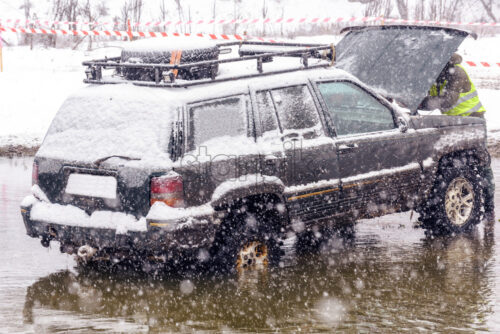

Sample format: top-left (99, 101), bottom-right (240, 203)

top-left (465, 61), bottom-right (500, 68)
top-left (1, 26), bottom-right (499, 68)
top-left (0, 26), bottom-right (280, 42)
top-left (0, 16), bottom-right (498, 28)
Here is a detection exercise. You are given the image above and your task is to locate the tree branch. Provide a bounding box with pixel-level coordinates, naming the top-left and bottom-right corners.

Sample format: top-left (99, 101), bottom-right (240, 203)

top-left (479, 0), bottom-right (497, 22)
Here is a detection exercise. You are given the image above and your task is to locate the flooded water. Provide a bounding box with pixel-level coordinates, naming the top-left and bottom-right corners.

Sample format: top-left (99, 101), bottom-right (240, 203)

top-left (1, 157), bottom-right (500, 333)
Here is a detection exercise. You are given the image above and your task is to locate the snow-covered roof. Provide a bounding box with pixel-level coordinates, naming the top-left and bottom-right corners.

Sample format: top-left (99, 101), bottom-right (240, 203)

top-left (92, 64), bottom-right (358, 103)
top-left (35, 65), bottom-right (363, 166)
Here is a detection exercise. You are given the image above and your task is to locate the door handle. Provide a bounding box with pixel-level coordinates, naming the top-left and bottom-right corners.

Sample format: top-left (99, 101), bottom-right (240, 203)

top-left (338, 143), bottom-right (358, 154)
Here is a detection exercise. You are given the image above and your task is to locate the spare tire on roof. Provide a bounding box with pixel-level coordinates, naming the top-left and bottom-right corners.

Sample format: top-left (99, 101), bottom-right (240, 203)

top-left (121, 38), bottom-right (219, 81)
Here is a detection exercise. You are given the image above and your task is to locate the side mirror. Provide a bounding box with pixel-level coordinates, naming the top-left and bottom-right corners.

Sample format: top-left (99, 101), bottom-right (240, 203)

top-left (398, 117), bottom-right (409, 133)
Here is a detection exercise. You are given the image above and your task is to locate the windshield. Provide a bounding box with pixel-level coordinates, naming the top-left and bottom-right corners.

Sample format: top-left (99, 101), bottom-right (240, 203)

top-left (37, 85), bottom-right (176, 164)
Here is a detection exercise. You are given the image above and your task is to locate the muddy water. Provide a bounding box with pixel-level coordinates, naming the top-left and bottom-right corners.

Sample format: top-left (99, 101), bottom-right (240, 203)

top-left (1, 157), bottom-right (500, 333)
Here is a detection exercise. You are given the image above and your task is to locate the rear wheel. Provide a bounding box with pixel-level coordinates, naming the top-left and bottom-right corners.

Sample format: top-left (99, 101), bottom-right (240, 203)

top-left (236, 241), bottom-right (270, 270)
top-left (419, 159), bottom-right (483, 234)
top-left (211, 203), bottom-right (283, 273)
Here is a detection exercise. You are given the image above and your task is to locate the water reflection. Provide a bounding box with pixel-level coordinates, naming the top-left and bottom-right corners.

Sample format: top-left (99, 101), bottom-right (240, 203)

top-left (23, 223), bottom-right (495, 332)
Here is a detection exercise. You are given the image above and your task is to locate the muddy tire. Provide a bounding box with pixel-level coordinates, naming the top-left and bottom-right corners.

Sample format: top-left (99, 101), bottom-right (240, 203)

top-left (419, 157), bottom-right (483, 234)
top-left (210, 203), bottom-right (283, 272)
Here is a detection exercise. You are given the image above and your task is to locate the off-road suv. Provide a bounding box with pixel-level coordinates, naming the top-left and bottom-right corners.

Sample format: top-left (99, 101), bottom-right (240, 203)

top-left (21, 25), bottom-right (491, 270)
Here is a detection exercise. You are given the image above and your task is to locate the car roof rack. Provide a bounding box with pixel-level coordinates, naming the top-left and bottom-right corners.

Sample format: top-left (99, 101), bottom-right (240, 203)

top-left (82, 41), bottom-right (335, 88)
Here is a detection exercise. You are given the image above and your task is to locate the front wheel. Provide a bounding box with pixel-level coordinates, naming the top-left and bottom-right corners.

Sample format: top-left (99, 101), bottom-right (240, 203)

top-left (419, 164), bottom-right (483, 234)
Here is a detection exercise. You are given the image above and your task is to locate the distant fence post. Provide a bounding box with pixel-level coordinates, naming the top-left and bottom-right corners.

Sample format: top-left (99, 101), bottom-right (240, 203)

top-left (127, 19), bottom-right (132, 41)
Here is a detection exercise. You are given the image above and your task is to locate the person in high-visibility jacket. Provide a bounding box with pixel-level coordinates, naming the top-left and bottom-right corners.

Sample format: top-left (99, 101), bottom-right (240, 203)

top-left (422, 53), bottom-right (494, 220)
top-left (421, 53), bottom-right (486, 117)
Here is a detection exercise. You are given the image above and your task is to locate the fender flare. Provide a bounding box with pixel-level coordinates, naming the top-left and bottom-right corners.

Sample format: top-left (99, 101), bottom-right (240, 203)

top-left (211, 175), bottom-right (285, 209)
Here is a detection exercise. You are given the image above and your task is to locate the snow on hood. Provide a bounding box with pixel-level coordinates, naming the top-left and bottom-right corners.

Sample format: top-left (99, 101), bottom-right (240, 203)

top-left (37, 84), bottom-right (177, 165)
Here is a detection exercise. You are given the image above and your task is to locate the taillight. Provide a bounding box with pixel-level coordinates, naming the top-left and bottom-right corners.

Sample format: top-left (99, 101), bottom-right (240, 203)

top-left (32, 161), bottom-right (39, 185)
top-left (150, 174), bottom-right (185, 208)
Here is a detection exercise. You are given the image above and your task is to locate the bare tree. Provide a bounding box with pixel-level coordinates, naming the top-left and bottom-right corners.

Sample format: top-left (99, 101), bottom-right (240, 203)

top-left (395, 0), bottom-right (409, 19)
top-left (65, 0), bottom-right (79, 30)
top-left (20, 0), bottom-right (32, 21)
top-left (121, 1), bottom-right (130, 31)
top-left (174, 0), bottom-right (185, 32)
top-left (130, 0), bottom-right (144, 26)
top-left (415, 0), bottom-right (426, 20)
top-left (358, 0), bottom-right (393, 18)
top-left (478, 0), bottom-right (497, 21)
top-left (188, 5), bottom-right (192, 33)
top-left (159, 0), bottom-right (169, 22)
top-left (232, 0), bottom-right (243, 34)
top-left (262, 0), bottom-right (268, 36)
top-left (41, 0), bottom-right (78, 48)
top-left (80, 0), bottom-right (108, 50)
top-left (280, 7), bottom-right (284, 37)
top-left (212, 0), bottom-right (217, 33)
top-left (354, 0), bottom-right (464, 22)
top-left (429, 0), bottom-right (463, 22)
top-left (121, 0), bottom-right (143, 32)
top-left (19, 0), bottom-right (33, 48)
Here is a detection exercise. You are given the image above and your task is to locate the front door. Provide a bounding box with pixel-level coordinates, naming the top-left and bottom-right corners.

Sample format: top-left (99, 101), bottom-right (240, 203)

top-left (314, 80), bottom-right (422, 219)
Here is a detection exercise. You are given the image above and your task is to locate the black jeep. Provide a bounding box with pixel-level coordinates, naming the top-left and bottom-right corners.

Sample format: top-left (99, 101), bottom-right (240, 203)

top-left (21, 25), bottom-right (491, 270)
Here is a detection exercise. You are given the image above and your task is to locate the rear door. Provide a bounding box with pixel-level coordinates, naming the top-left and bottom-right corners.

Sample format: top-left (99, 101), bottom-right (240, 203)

top-left (182, 94), bottom-right (261, 206)
top-left (313, 80), bottom-right (422, 219)
top-left (251, 83), bottom-right (341, 223)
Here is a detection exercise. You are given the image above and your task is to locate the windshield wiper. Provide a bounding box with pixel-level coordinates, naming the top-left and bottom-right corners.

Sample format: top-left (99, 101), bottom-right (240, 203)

top-left (94, 155), bottom-right (141, 167)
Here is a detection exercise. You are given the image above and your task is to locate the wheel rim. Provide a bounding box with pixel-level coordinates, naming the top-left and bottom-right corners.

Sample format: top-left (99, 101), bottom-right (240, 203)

top-left (445, 177), bottom-right (474, 226)
top-left (236, 241), bottom-right (268, 270)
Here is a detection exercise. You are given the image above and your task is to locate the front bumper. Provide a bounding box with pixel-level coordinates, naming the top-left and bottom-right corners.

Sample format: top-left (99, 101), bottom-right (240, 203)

top-left (20, 199), bottom-right (218, 254)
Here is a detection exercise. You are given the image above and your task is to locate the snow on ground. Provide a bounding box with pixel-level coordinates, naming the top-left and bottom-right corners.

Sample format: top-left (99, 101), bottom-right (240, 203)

top-left (0, 47), bottom-right (85, 148)
top-left (0, 46), bottom-right (122, 151)
top-left (483, 89), bottom-right (500, 130)
top-left (0, 34), bottom-right (499, 155)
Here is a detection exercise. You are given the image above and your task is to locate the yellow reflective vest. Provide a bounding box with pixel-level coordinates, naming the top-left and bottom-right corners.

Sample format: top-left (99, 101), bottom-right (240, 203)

top-left (429, 64), bottom-right (485, 116)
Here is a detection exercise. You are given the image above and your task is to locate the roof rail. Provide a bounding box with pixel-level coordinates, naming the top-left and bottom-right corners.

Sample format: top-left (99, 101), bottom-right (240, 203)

top-left (82, 41), bottom-right (335, 88)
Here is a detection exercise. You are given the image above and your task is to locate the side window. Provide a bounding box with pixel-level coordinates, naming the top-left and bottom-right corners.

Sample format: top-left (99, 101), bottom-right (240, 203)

top-left (188, 96), bottom-right (247, 149)
top-left (270, 85), bottom-right (320, 131)
top-left (255, 85), bottom-right (321, 138)
top-left (317, 81), bottom-right (395, 136)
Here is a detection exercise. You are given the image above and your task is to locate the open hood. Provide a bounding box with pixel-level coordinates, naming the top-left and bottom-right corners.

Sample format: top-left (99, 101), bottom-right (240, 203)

top-left (335, 25), bottom-right (475, 112)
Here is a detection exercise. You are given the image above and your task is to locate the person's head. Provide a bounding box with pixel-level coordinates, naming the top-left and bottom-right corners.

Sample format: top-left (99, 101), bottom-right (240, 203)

top-left (449, 53), bottom-right (462, 65)
top-left (437, 53), bottom-right (462, 82)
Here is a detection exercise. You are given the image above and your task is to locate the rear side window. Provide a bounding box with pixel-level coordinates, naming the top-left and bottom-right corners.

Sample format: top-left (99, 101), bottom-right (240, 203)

top-left (256, 85), bottom-right (321, 136)
top-left (188, 96), bottom-right (248, 149)
top-left (271, 85), bottom-right (320, 131)
top-left (317, 81), bottom-right (395, 136)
